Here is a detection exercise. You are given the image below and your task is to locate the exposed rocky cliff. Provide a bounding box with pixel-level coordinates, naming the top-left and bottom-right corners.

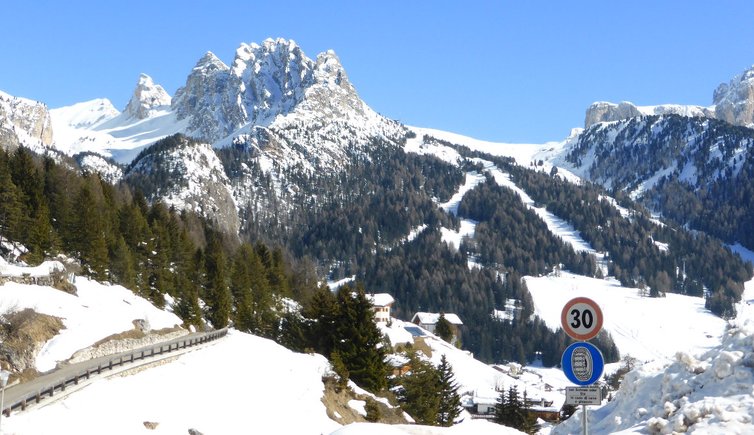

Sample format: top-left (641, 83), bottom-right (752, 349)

top-left (585, 65), bottom-right (754, 130)
top-left (713, 65), bottom-right (754, 128)
top-left (124, 134), bottom-right (240, 236)
top-left (584, 101), bottom-right (713, 128)
top-left (123, 74), bottom-right (172, 120)
top-left (0, 90), bottom-right (54, 152)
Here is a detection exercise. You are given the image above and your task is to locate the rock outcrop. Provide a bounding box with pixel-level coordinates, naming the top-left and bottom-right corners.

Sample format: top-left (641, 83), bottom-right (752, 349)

top-left (0, 91), bottom-right (54, 151)
top-left (713, 65), bottom-right (754, 128)
top-left (123, 74), bottom-right (172, 120)
top-left (125, 134), bottom-right (240, 236)
top-left (584, 101), bottom-right (712, 128)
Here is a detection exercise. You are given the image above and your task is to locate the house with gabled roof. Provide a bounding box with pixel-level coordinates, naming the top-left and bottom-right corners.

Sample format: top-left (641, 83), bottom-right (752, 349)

top-left (367, 293), bottom-right (395, 323)
top-left (411, 312), bottom-right (463, 344)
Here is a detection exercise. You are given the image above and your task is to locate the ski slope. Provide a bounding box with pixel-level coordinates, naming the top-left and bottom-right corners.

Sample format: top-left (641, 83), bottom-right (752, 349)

top-left (526, 271), bottom-right (726, 362)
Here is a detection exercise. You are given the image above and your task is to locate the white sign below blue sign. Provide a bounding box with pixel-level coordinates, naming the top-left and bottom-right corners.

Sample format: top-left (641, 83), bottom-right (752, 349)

top-left (561, 341), bottom-right (604, 386)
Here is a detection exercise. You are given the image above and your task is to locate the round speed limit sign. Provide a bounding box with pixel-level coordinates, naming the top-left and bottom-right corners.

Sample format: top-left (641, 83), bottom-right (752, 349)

top-left (561, 297), bottom-right (603, 341)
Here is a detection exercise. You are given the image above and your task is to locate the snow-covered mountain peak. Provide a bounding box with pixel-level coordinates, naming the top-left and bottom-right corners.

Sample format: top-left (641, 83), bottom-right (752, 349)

top-left (314, 49), bottom-right (351, 88)
top-left (50, 98), bottom-right (119, 129)
top-left (123, 73), bottom-right (172, 120)
top-left (194, 51), bottom-right (229, 73)
top-left (713, 64), bottom-right (754, 128)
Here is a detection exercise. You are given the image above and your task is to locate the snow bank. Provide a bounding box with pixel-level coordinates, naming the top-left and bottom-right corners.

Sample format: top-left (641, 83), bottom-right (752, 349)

top-left (4, 330), bottom-right (339, 435)
top-left (0, 258), bottom-right (64, 277)
top-left (0, 276), bottom-right (181, 372)
top-left (553, 318), bottom-right (754, 434)
top-left (331, 419), bottom-right (526, 435)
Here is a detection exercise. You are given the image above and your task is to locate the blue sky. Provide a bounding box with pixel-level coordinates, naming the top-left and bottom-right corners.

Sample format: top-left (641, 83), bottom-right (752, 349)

top-left (3, 1), bottom-right (754, 143)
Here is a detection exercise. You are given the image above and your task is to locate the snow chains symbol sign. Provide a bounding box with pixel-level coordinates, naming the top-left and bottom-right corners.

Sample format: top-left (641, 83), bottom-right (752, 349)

top-left (571, 346), bottom-right (592, 382)
top-left (560, 296), bottom-right (604, 341)
top-left (561, 341), bottom-right (604, 386)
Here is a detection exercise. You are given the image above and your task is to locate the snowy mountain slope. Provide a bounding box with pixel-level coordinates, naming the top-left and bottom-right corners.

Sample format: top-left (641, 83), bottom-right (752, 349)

top-left (381, 318), bottom-right (563, 408)
top-left (551, 114), bottom-right (754, 196)
top-left (526, 271), bottom-right (726, 363)
top-left (124, 135), bottom-right (240, 235)
top-left (405, 133), bottom-right (598, 259)
top-left (49, 76), bottom-right (186, 164)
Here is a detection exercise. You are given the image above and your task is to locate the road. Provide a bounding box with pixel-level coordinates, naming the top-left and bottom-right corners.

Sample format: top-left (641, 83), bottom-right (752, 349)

top-left (2, 328), bottom-right (227, 415)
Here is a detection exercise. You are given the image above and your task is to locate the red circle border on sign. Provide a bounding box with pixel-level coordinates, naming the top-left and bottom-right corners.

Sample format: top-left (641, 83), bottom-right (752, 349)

top-left (560, 296), bottom-right (604, 341)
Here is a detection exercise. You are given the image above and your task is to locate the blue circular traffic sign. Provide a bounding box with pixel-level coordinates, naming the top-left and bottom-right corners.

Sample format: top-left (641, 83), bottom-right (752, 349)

top-left (562, 341), bottom-right (604, 386)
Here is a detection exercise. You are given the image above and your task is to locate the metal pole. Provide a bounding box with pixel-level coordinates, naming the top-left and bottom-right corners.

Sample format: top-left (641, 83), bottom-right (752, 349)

top-left (0, 383), bottom-right (5, 434)
top-left (582, 404), bottom-right (588, 435)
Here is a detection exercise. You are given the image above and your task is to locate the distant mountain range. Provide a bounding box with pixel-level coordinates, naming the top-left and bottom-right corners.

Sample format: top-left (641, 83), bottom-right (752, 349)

top-left (2, 38), bottom-right (754, 361)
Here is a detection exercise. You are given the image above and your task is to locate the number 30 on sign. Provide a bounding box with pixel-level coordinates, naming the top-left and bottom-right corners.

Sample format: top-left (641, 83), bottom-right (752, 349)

top-left (560, 297), bottom-right (603, 341)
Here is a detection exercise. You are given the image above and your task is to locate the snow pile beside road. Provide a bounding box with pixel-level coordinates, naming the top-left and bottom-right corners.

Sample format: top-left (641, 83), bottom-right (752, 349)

top-left (0, 276), bottom-right (182, 372)
top-left (552, 290), bottom-right (754, 434)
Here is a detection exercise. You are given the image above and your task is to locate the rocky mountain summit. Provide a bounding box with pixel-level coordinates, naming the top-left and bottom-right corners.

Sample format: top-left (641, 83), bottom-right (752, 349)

top-left (0, 90), bottom-right (53, 152)
top-left (584, 64), bottom-right (754, 129)
top-left (123, 74), bottom-right (172, 120)
top-left (19, 38), bottom-right (406, 236)
top-left (584, 101), bottom-right (713, 128)
top-left (713, 65), bottom-right (754, 127)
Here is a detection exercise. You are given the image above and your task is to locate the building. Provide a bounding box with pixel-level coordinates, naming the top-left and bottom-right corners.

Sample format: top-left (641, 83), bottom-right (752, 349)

top-left (367, 293), bottom-right (395, 323)
top-left (411, 312), bottom-right (463, 345)
top-left (410, 312), bottom-right (463, 335)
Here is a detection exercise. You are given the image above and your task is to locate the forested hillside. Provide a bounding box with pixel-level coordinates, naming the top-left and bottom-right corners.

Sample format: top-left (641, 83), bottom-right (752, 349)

top-left (468, 147), bottom-right (752, 318)
top-left (566, 114), bottom-right (754, 253)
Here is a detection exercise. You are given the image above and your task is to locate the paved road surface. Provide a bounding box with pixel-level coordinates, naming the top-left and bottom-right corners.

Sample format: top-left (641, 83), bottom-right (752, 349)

top-left (2, 328), bottom-right (227, 415)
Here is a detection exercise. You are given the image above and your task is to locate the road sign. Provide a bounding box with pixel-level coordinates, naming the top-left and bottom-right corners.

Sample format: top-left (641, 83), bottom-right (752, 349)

top-left (565, 386), bottom-right (602, 406)
top-left (561, 297), bottom-right (603, 341)
top-left (562, 341), bottom-right (604, 386)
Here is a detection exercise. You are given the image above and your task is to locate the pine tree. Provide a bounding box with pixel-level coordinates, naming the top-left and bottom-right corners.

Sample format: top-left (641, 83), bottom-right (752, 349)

top-left (495, 385), bottom-right (537, 434)
top-left (0, 165), bottom-right (23, 248)
top-left (269, 247), bottom-right (291, 296)
top-left (333, 284), bottom-right (389, 392)
top-left (436, 355), bottom-right (461, 426)
top-left (73, 181), bottom-right (109, 280)
top-left (204, 237), bottom-right (231, 328)
top-left (435, 313), bottom-right (454, 343)
top-left (25, 201), bottom-right (56, 263)
top-left (302, 285), bottom-right (339, 356)
top-left (110, 236), bottom-right (136, 289)
top-left (398, 351), bottom-right (441, 425)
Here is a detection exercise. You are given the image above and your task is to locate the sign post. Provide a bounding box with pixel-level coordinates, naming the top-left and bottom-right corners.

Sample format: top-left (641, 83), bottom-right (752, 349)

top-left (560, 297), bottom-right (604, 435)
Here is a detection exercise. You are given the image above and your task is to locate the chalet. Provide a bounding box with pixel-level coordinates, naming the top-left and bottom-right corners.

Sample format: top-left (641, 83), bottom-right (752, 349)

top-left (367, 293), bottom-right (395, 323)
top-left (411, 312), bottom-right (463, 335)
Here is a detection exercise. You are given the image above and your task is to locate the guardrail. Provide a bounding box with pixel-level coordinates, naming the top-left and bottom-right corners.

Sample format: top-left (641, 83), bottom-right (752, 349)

top-left (2, 328), bottom-right (228, 417)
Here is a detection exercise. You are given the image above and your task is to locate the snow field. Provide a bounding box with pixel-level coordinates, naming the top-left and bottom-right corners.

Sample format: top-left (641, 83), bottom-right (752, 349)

top-left (526, 271), bottom-right (726, 362)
